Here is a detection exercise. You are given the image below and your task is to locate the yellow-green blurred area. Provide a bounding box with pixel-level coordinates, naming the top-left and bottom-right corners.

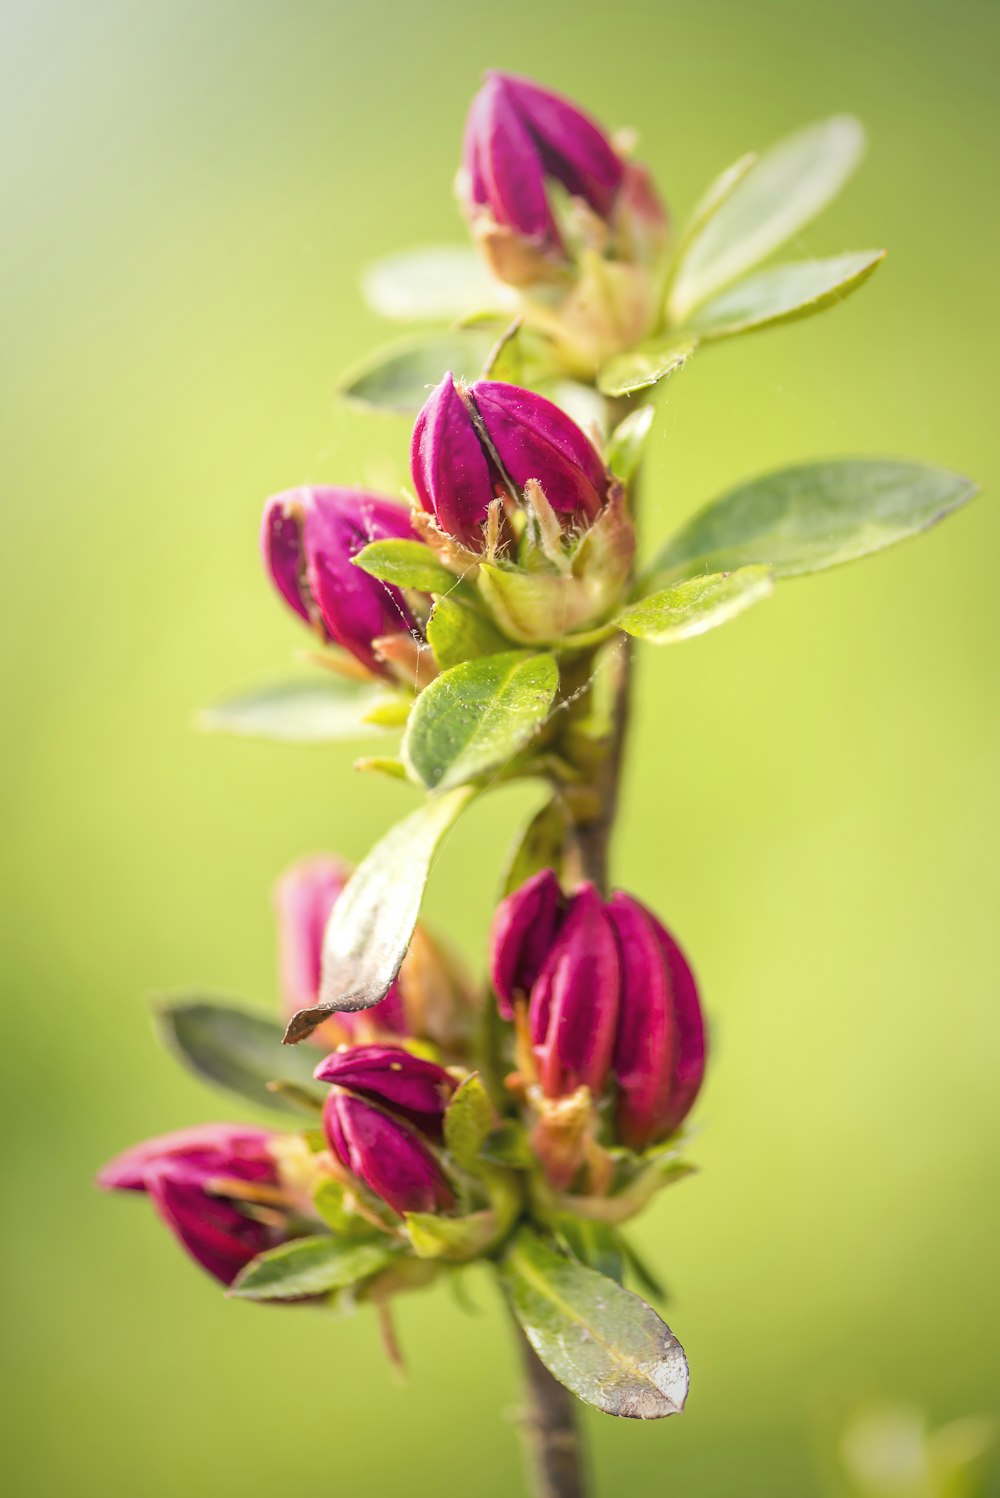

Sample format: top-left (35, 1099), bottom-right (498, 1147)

top-left (2, 0), bottom-right (998, 1493)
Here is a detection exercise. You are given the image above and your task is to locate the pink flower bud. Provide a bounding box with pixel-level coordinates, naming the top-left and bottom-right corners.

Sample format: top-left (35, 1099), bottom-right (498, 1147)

top-left (410, 374), bottom-right (608, 549)
top-left (97, 1125), bottom-right (283, 1285)
top-left (322, 1092), bottom-right (455, 1217)
top-left (460, 72), bottom-right (625, 260)
top-left (274, 856), bottom-right (408, 1041)
top-left (529, 884), bottom-right (621, 1098)
top-left (313, 1044), bottom-right (457, 1139)
top-left (489, 867), bottom-right (564, 1019)
top-left (261, 486), bottom-right (422, 676)
top-left (606, 893), bottom-right (706, 1150)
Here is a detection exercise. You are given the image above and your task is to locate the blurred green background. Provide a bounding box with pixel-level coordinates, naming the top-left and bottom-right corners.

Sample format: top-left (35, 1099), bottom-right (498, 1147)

top-left (2, 0), bottom-right (997, 1493)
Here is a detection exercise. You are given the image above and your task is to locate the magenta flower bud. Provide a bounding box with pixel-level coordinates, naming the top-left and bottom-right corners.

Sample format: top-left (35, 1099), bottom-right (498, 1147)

top-left (261, 486), bottom-right (422, 676)
top-left (529, 884), bottom-right (621, 1099)
top-left (274, 856), bottom-right (407, 1040)
top-left (410, 372), bottom-right (499, 548)
top-left (314, 1044), bottom-right (457, 1139)
top-left (411, 374), bottom-right (608, 549)
top-left (461, 72), bottom-right (625, 257)
top-left (607, 893), bottom-right (706, 1150)
top-left (323, 1092), bottom-right (455, 1217)
top-left (97, 1125), bottom-right (281, 1285)
top-left (490, 867), bottom-right (565, 1019)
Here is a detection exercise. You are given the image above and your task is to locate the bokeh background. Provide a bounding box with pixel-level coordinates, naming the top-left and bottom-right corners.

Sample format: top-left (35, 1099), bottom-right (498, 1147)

top-left (2, 0), bottom-right (998, 1493)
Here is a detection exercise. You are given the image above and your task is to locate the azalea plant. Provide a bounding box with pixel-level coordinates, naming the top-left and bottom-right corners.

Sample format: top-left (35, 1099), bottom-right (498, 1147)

top-left (100, 73), bottom-right (976, 1497)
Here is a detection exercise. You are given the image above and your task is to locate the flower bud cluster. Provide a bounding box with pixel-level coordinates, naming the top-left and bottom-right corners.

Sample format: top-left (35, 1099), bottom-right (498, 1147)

top-left (491, 870), bottom-right (706, 1161)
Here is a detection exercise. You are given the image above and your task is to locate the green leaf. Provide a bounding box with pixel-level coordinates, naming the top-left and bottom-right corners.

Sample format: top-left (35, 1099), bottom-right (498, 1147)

top-left (284, 787), bottom-right (476, 1041)
top-left (362, 246), bottom-right (506, 321)
top-left (199, 677), bottom-right (385, 744)
top-left (426, 596), bottom-right (509, 670)
top-left (650, 460), bottom-right (978, 581)
top-left (553, 1215), bottom-right (625, 1284)
top-left (353, 538), bottom-right (465, 594)
top-left (362, 693), bottom-right (413, 728)
top-left (405, 1209), bottom-right (502, 1262)
top-left (597, 336), bottom-right (696, 398)
top-left (311, 1179), bottom-right (383, 1241)
top-left (605, 405), bottom-right (655, 483)
top-left (154, 998), bottom-right (327, 1116)
top-left (686, 250), bottom-right (885, 339)
top-left (667, 115), bottom-right (866, 322)
top-left (501, 794), bottom-right (570, 896)
top-left (340, 330), bottom-right (496, 412)
top-left (443, 1074), bottom-right (494, 1169)
top-left (354, 756), bottom-right (409, 781)
top-left (500, 1228), bottom-right (689, 1419)
top-left (619, 567), bottom-right (774, 644)
top-left (230, 1235), bottom-right (399, 1301)
top-left (401, 651), bottom-right (559, 793)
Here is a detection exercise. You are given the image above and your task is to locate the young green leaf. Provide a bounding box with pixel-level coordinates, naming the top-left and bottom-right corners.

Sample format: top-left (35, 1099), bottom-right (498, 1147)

top-left (340, 330), bottom-right (496, 413)
top-left (649, 460), bottom-right (978, 581)
top-left (401, 651), bottom-right (559, 793)
top-left (619, 567), bottom-right (774, 644)
top-left (154, 998), bottom-right (328, 1115)
top-left (426, 596), bottom-right (509, 670)
top-left (353, 538), bottom-right (466, 595)
top-left (605, 405), bottom-right (656, 483)
top-left (500, 1228), bottom-right (689, 1418)
top-left (686, 249), bottom-right (885, 339)
top-left (597, 337), bottom-right (696, 398)
top-left (230, 1236), bottom-right (399, 1301)
top-left (501, 794), bottom-right (571, 896)
top-left (405, 1209), bottom-right (502, 1262)
top-left (199, 678), bottom-right (386, 744)
top-left (361, 245), bottom-right (508, 321)
top-left (667, 115), bottom-right (866, 322)
top-left (283, 786), bottom-right (476, 1042)
top-left (443, 1074), bottom-right (494, 1169)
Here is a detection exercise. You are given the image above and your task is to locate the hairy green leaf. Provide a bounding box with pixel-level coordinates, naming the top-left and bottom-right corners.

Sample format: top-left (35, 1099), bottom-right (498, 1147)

top-left (501, 1228), bottom-right (689, 1418)
top-left (402, 651), bottom-right (559, 792)
top-left (619, 567), bottom-right (774, 644)
top-left (362, 245), bottom-right (507, 321)
top-left (154, 998), bottom-right (327, 1115)
top-left (230, 1236), bottom-right (399, 1301)
top-left (668, 115), bottom-right (866, 322)
top-left (597, 337), bottom-right (696, 398)
top-left (199, 677), bottom-right (384, 744)
top-left (352, 538), bottom-right (464, 594)
top-left (283, 787), bottom-right (476, 1041)
top-left (650, 460), bottom-right (978, 580)
top-left (426, 596), bottom-right (509, 670)
top-left (687, 250), bottom-right (885, 338)
top-left (340, 330), bottom-right (496, 412)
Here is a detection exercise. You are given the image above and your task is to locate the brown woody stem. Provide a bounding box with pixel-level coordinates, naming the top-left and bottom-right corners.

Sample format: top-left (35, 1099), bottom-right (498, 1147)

top-left (513, 1322), bottom-right (588, 1498)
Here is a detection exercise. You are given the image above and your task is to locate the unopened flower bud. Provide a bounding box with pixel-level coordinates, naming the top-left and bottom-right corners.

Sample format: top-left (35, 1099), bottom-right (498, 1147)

top-left (459, 71), bottom-right (627, 283)
top-left (606, 893), bottom-right (706, 1150)
top-left (314, 1045), bottom-right (457, 1139)
top-left (490, 867), bottom-right (564, 1019)
top-left (490, 876), bottom-right (620, 1099)
top-left (411, 374), bottom-right (608, 550)
top-left (322, 1092), bottom-right (455, 1217)
top-left (261, 486), bottom-right (423, 677)
top-left (97, 1125), bottom-right (287, 1285)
